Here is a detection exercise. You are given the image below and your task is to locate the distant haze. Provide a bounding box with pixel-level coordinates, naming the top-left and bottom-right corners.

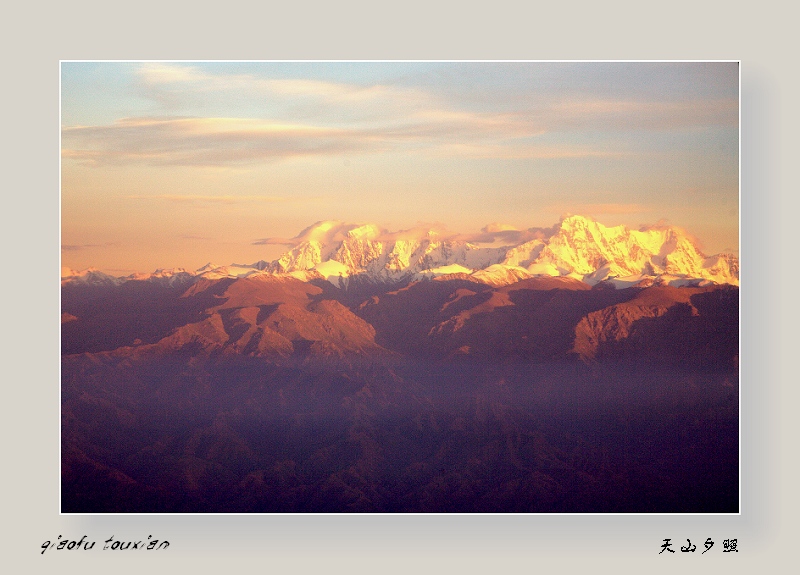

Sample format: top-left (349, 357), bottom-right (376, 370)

top-left (61, 62), bottom-right (739, 275)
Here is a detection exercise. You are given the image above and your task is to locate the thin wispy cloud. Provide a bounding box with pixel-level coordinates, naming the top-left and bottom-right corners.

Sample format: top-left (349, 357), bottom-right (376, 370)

top-left (253, 221), bottom-right (454, 248)
top-left (134, 64), bottom-right (737, 130)
top-left (548, 98), bottom-right (738, 131)
top-left (62, 244), bottom-right (97, 251)
top-left (62, 117), bottom-right (366, 166)
top-left (266, 78), bottom-right (392, 102)
top-left (252, 237), bottom-right (299, 246)
top-left (61, 63), bottom-right (737, 168)
top-left (458, 223), bottom-right (562, 245)
top-left (429, 143), bottom-right (624, 160)
top-left (134, 64), bottom-right (416, 119)
top-left (138, 64), bottom-right (412, 104)
top-left (548, 203), bottom-right (649, 216)
top-left (253, 220), bottom-right (562, 249)
top-left (126, 193), bottom-right (309, 204)
top-left (61, 242), bottom-right (117, 251)
top-left (60, 112), bottom-right (623, 166)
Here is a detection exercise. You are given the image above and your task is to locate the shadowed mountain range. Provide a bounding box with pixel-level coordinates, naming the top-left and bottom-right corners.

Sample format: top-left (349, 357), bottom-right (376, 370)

top-left (62, 271), bottom-right (738, 513)
top-left (63, 273), bottom-right (738, 369)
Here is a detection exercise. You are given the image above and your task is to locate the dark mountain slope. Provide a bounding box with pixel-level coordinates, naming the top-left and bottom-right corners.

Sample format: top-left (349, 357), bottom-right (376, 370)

top-left (62, 277), bottom-right (738, 513)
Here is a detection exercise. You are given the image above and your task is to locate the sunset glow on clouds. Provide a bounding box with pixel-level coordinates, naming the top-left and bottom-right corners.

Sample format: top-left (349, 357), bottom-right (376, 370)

top-left (61, 62), bottom-right (739, 274)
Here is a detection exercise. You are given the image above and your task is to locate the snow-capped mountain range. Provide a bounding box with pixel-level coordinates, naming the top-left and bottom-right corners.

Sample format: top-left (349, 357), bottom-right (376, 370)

top-left (61, 215), bottom-right (739, 289)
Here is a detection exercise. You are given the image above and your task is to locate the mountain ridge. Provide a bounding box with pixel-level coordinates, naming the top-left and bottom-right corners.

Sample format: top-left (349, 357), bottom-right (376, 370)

top-left (62, 215), bottom-right (739, 289)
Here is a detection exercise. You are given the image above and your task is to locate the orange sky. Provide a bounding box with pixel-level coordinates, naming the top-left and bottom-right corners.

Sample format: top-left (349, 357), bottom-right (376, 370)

top-left (61, 62), bottom-right (739, 274)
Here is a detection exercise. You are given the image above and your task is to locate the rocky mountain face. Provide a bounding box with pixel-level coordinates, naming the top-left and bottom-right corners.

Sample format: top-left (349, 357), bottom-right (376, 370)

top-left (253, 216), bottom-right (739, 287)
top-left (533, 216), bottom-right (737, 285)
top-left (62, 272), bottom-right (738, 369)
top-left (257, 215), bottom-right (739, 285)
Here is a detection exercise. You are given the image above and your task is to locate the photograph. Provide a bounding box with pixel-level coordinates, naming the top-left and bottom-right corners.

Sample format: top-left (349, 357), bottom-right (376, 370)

top-left (60, 61), bottom-right (739, 514)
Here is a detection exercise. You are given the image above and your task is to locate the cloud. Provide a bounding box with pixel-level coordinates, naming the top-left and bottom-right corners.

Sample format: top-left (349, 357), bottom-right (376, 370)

top-left (637, 219), bottom-right (706, 250)
top-left (126, 193), bottom-right (304, 204)
top-left (428, 143), bottom-right (623, 160)
top-left (60, 112), bottom-right (622, 167)
top-left (134, 64), bottom-right (737, 130)
top-left (61, 244), bottom-right (96, 251)
top-left (62, 117), bottom-right (373, 166)
top-left (552, 98), bottom-right (739, 131)
top-left (547, 203), bottom-right (649, 216)
top-left (138, 63), bottom-right (208, 84)
top-left (266, 79), bottom-right (392, 102)
top-left (61, 242), bottom-right (117, 251)
top-left (253, 220), bottom-right (563, 249)
top-left (458, 223), bottom-right (562, 245)
top-left (253, 220), bottom-right (348, 246)
top-left (133, 64), bottom-right (425, 124)
top-left (62, 64), bottom-right (738, 167)
top-left (136, 64), bottom-right (416, 107)
top-left (252, 237), bottom-right (295, 246)
top-left (253, 221), bottom-right (458, 248)
top-left (482, 223), bottom-right (519, 234)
